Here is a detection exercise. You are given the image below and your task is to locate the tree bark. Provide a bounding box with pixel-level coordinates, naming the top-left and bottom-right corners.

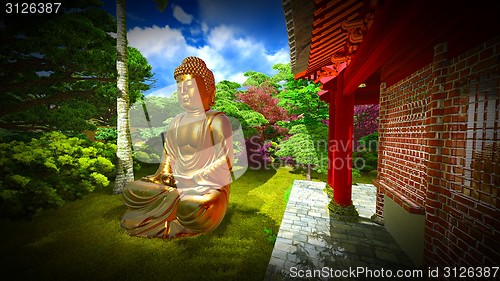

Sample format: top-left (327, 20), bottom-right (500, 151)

top-left (114, 0), bottom-right (134, 193)
top-left (306, 163), bottom-right (311, 181)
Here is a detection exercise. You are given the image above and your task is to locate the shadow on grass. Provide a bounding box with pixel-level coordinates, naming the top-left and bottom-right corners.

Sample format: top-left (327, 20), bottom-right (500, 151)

top-left (287, 166), bottom-right (327, 181)
top-left (235, 166), bottom-right (277, 187)
top-left (103, 203), bottom-right (127, 221)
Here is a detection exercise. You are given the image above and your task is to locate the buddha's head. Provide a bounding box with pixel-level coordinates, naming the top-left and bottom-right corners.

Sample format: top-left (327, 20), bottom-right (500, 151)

top-left (174, 57), bottom-right (216, 112)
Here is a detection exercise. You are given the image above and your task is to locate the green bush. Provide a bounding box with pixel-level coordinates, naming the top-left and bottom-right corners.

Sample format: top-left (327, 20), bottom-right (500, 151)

top-left (94, 127), bottom-right (118, 143)
top-left (0, 129), bottom-right (44, 143)
top-left (133, 141), bottom-right (161, 164)
top-left (352, 168), bottom-right (361, 179)
top-left (368, 170), bottom-right (378, 178)
top-left (353, 132), bottom-right (379, 173)
top-left (0, 131), bottom-right (117, 219)
top-left (359, 132), bottom-right (379, 151)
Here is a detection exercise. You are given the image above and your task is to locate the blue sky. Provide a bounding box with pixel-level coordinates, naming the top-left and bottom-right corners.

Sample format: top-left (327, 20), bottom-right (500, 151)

top-left (101, 0), bottom-right (290, 96)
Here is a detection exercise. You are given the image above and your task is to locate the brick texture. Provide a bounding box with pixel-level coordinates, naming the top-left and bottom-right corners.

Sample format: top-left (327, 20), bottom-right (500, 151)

top-left (375, 35), bottom-right (500, 273)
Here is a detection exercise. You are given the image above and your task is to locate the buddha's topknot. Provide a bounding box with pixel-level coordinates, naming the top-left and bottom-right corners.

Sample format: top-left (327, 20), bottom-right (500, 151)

top-left (174, 57), bottom-right (215, 96)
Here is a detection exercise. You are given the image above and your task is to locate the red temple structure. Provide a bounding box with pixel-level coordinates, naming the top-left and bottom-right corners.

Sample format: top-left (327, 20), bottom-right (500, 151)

top-left (283, 0), bottom-right (499, 269)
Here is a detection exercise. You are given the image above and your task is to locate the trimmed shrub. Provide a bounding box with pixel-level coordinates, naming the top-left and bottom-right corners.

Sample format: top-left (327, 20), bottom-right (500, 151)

top-left (0, 131), bottom-right (117, 219)
top-left (94, 127), bottom-right (118, 143)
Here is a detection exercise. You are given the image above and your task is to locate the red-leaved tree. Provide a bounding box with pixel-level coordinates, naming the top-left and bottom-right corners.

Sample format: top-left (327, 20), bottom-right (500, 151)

top-left (236, 85), bottom-right (297, 140)
top-left (353, 104), bottom-right (379, 145)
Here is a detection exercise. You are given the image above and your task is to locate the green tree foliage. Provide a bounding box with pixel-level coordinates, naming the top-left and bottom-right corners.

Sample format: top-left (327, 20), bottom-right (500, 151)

top-left (274, 63), bottom-right (379, 179)
top-left (216, 80), bottom-right (242, 100)
top-left (95, 127), bottom-right (118, 142)
top-left (0, 132), bottom-right (117, 219)
top-left (213, 81), bottom-right (267, 138)
top-left (270, 63), bottom-right (296, 87)
top-left (242, 70), bottom-right (279, 88)
top-left (130, 95), bottom-right (183, 130)
top-left (129, 94), bottom-right (183, 164)
top-left (270, 64), bottom-right (330, 176)
top-left (276, 124), bottom-right (329, 180)
top-left (272, 63), bottom-right (328, 127)
top-left (0, 0), bottom-right (153, 132)
top-left (278, 83), bottom-right (328, 126)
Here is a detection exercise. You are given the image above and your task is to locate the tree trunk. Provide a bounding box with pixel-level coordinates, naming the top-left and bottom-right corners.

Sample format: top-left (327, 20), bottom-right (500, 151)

top-left (114, 0), bottom-right (134, 194)
top-left (306, 163), bottom-right (311, 181)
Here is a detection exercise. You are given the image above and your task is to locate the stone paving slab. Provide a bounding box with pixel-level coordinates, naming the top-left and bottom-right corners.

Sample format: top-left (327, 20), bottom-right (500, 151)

top-left (265, 180), bottom-right (415, 281)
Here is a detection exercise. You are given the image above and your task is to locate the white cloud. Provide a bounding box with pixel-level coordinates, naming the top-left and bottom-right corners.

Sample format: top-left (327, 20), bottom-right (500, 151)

top-left (227, 72), bottom-right (247, 84)
top-left (128, 24), bottom-right (290, 93)
top-left (266, 48), bottom-right (290, 65)
top-left (172, 5), bottom-right (193, 25)
top-left (207, 25), bottom-right (234, 50)
top-left (201, 22), bottom-right (209, 34)
top-left (128, 25), bottom-right (188, 59)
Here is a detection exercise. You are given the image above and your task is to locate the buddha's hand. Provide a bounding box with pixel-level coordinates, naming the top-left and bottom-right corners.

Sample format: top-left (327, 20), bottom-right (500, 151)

top-left (140, 173), bottom-right (176, 187)
top-left (161, 173), bottom-right (177, 188)
top-left (141, 175), bottom-right (161, 184)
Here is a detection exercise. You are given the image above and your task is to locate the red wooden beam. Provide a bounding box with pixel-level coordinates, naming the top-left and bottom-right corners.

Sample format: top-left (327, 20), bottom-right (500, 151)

top-left (354, 85), bottom-right (380, 105)
top-left (343, 0), bottom-right (425, 95)
top-left (343, 0), bottom-right (500, 94)
top-left (318, 90), bottom-right (330, 103)
top-left (354, 94), bottom-right (379, 105)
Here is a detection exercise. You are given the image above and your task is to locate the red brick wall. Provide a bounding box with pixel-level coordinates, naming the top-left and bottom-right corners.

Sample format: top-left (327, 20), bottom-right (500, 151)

top-left (375, 35), bottom-right (500, 270)
top-left (376, 65), bottom-right (431, 216)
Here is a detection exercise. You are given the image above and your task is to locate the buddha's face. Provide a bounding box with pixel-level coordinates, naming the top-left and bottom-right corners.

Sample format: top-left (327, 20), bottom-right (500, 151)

top-left (176, 74), bottom-right (212, 112)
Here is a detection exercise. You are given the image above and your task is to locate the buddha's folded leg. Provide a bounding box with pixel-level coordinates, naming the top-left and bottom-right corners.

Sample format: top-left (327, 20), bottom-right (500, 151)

top-left (121, 180), bottom-right (180, 238)
top-left (176, 185), bottom-right (230, 234)
top-left (122, 180), bottom-right (170, 209)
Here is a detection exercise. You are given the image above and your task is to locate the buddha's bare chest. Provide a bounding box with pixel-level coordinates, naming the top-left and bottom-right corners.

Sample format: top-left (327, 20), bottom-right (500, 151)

top-left (176, 119), bottom-right (208, 152)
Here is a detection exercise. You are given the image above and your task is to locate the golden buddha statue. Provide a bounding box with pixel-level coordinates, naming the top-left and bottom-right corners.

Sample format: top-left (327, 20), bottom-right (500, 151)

top-left (121, 57), bottom-right (234, 238)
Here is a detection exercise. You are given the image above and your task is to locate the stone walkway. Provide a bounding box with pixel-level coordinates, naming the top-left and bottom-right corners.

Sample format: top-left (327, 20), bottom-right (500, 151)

top-left (265, 180), bottom-right (415, 281)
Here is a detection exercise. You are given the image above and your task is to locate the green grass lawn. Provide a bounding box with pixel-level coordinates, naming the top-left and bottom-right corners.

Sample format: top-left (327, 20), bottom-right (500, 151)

top-left (0, 167), bottom-right (308, 281)
top-left (0, 166), bottom-right (376, 281)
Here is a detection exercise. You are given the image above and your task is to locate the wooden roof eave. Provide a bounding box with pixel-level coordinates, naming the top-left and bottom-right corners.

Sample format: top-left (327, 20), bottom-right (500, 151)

top-left (283, 0), bottom-right (315, 76)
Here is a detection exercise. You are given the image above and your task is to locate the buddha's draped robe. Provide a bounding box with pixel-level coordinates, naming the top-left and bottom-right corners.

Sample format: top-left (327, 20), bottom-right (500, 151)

top-left (121, 110), bottom-right (232, 238)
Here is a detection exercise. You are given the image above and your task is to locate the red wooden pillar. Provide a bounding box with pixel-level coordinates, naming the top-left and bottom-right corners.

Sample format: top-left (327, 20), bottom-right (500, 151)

top-left (333, 71), bottom-right (354, 206)
top-left (326, 86), bottom-right (335, 189)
